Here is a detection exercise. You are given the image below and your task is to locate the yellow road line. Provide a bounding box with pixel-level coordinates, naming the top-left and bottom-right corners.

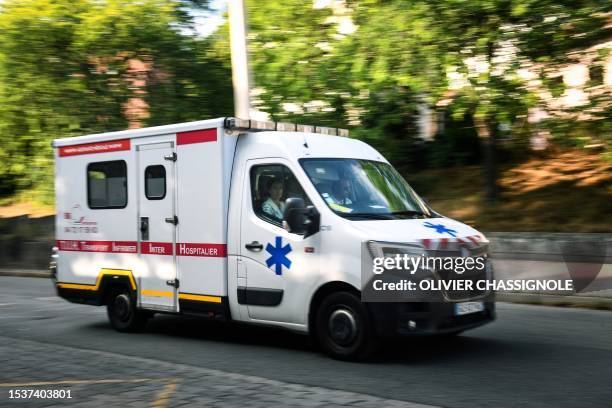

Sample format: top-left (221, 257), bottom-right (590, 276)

top-left (0, 378), bottom-right (155, 387)
top-left (179, 293), bottom-right (222, 303)
top-left (151, 378), bottom-right (180, 408)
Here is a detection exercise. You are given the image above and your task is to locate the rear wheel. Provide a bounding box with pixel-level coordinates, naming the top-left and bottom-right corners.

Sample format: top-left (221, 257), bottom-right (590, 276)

top-left (314, 291), bottom-right (378, 360)
top-left (106, 287), bottom-right (147, 332)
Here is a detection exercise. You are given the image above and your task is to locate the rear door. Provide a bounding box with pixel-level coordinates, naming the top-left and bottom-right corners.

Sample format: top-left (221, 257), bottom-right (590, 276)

top-left (137, 141), bottom-right (178, 311)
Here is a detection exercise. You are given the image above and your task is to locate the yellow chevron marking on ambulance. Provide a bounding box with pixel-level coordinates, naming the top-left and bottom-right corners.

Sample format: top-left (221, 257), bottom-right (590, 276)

top-left (141, 289), bottom-right (174, 298)
top-left (57, 268), bottom-right (136, 291)
top-left (178, 293), bottom-right (222, 303)
top-left (56, 283), bottom-right (98, 291)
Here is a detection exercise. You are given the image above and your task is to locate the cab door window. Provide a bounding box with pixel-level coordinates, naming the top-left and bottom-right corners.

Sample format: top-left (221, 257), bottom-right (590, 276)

top-left (250, 164), bottom-right (311, 227)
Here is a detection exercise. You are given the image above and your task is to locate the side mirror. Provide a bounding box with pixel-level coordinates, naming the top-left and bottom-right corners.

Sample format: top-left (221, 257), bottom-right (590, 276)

top-left (283, 197), bottom-right (320, 237)
top-left (283, 198), bottom-right (307, 234)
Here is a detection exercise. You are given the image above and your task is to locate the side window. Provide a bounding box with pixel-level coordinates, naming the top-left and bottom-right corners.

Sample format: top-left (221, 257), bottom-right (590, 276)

top-left (145, 165), bottom-right (166, 200)
top-left (87, 160), bottom-right (127, 209)
top-left (250, 164), bottom-right (311, 226)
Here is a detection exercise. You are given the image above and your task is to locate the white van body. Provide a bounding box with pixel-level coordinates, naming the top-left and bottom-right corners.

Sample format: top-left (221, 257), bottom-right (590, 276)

top-left (53, 117), bottom-right (494, 358)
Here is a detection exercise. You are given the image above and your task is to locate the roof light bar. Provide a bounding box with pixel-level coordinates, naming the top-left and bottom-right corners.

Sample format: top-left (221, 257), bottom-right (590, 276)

top-left (251, 119), bottom-right (276, 131)
top-left (337, 128), bottom-right (349, 137)
top-left (315, 126), bottom-right (336, 136)
top-left (224, 117), bottom-right (349, 137)
top-left (296, 124), bottom-right (315, 133)
top-left (276, 122), bottom-right (297, 132)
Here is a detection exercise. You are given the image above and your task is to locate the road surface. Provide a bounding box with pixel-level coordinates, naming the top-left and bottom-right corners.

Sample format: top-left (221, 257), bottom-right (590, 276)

top-left (1, 276), bottom-right (611, 407)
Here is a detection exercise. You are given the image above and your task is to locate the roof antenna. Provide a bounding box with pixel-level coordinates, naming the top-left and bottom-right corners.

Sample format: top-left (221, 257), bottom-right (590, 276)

top-left (302, 133), bottom-right (309, 149)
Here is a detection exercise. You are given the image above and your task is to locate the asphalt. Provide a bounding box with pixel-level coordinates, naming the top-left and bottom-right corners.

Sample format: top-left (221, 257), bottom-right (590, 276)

top-left (1, 276), bottom-right (611, 407)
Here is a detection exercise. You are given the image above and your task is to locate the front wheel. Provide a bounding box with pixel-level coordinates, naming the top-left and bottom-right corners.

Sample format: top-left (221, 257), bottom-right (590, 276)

top-left (106, 287), bottom-right (147, 332)
top-left (314, 291), bottom-right (378, 360)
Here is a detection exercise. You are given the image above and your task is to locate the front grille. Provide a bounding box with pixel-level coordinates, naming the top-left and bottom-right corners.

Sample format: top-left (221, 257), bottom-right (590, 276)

top-left (434, 265), bottom-right (489, 301)
top-left (427, 244), bottom-right (491, 301)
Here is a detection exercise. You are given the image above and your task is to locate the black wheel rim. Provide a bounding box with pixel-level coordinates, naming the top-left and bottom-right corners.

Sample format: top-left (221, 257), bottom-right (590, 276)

top-left (328, 307), bottom-right (358, 347)
top-left (113, 293), bottom-right (131, 322)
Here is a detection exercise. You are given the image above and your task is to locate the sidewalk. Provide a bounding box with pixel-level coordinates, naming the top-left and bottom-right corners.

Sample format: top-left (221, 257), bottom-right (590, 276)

top-left (0, 336), bottom-right (435, 408)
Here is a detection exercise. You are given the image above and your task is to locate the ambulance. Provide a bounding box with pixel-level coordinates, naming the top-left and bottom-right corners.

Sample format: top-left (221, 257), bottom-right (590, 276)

top-left (52, 117), bottom-right (494, 359)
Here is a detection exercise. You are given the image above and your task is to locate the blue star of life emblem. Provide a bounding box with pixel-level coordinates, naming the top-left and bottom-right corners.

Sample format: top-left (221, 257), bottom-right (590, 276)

top-left (423, 221), bottom-right (457, 237)
top-left (265, 236), bottom-right (292, 276)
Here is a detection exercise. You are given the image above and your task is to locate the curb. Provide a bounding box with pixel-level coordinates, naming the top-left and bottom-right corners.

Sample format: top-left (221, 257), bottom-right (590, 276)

top-left (496, 292), bottom-right (612, 310)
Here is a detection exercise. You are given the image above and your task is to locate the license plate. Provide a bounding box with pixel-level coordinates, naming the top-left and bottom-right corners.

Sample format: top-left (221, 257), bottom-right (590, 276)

top-left (454, 301), bottom-right (484, 316)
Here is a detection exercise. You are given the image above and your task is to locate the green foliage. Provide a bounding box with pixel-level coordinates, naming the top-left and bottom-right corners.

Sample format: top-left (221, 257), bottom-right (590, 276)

top-left (0, 0), bottom-right (231, 203)
top-left (240, 0), bottom-right (609, 173)
top-left (426, 113), bottom-right (482, 168)
top-left (0, 0), bottom-right (609, 205)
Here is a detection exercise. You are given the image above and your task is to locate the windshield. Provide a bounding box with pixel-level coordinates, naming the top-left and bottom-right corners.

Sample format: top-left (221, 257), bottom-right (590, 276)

top-left (300, 158), bottom-right (434, 220)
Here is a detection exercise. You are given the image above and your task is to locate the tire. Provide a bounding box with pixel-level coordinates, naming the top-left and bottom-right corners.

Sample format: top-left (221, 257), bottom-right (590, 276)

top-left (106, 287), bottom-right (147, 332)
top-left (314, 291), bottom-right (378, 360)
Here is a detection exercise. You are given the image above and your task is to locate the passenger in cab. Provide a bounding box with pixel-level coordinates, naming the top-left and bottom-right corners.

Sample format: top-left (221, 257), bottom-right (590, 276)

top-left (262, 179), bottom-right (285, 221)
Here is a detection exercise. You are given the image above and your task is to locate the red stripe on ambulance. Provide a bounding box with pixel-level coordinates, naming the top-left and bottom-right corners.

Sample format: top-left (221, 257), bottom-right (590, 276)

top-left (176, 242), bottom-right (226, 257)
top-left (57, 239), bottom-right (227, 257)
top-left (59, 139), bottom-right (131, 157)
top-left (140, 242), bottom-right (173, 256)
top-left (467, 236), bottom-right (479, 245)
top-left (439, 238), bottom-right (449, 249)
top-left (176, 128), bottom-right (217, 145)
top-left (56, 240), bottom-right (137, 253)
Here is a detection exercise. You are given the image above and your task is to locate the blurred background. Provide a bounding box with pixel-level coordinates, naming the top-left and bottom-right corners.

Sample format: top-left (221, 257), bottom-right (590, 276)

top-left (0, 0), bottom-right (609, 234)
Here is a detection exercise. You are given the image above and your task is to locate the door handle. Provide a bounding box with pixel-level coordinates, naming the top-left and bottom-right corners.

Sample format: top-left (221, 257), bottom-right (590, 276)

top-left (165, 216), bottom-right (179, 225)
top-left (245, 241), bottom-right (263, 251)
top-left (140, 217), bottom-right (149, 241)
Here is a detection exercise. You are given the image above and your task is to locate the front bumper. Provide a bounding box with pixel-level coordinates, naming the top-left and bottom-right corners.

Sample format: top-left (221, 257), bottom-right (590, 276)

top-left (367, 300), bottom-right (495, 337)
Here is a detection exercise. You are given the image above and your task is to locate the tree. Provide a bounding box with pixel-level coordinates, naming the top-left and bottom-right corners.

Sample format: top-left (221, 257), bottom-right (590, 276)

top-left (0, 0), bottom-right (232, 203)
top-left (231, 0), bottom-right (610, 202)
top-left (345, 0), bottom-right (609, 202)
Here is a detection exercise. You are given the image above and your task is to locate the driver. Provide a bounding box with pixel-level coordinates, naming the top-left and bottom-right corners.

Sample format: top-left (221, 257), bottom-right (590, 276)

top-left (332, 178), bottom-right (353, 206)
top-left (262, 179), bottom-right (285, 221)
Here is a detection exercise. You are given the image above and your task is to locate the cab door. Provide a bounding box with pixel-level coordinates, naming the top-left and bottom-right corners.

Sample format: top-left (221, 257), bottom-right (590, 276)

top-left (239, 159), bottom-right (320, 324)
top-left (136, 141), bottom-right (178, 312)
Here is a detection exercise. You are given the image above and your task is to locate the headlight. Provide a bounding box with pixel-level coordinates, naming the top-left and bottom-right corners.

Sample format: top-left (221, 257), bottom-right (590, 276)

top-left (366, 241), bottom-right (433, 280)
top-left (366, 240), bottom-right (425, 259)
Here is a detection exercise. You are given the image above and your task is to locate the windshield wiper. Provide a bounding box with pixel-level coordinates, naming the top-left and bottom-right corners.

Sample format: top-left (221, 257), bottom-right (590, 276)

top-left (342, 212), bottom-right (395, 220)
top-left (390, 210), bottom-right (430, 218)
